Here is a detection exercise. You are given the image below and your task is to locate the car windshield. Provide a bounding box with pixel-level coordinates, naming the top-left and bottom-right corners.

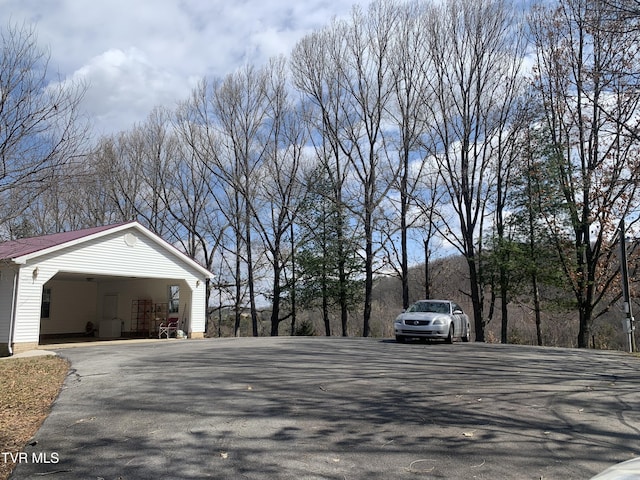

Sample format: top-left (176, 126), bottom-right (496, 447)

top-left (407, 301), bottom-right (450, 314)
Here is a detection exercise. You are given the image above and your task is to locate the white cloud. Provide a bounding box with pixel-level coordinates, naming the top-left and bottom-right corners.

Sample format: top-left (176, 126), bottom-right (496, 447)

top-left (60, 47), bottom-right (189, 135)
top-left (3, 0), bottom-right (369, 135)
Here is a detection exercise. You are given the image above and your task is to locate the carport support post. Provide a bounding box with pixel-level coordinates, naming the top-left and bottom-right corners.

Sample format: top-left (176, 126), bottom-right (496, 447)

top-left (619, 218), bottom-right (636, 353)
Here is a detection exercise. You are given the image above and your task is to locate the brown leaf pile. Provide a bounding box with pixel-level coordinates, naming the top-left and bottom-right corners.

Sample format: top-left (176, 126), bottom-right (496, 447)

top-left (0, 356), bottom-right (69, 480)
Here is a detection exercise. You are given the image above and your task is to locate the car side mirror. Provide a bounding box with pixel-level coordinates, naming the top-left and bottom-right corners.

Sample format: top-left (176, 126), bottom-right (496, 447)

top-left (453, 309), bottom-right (463, 314)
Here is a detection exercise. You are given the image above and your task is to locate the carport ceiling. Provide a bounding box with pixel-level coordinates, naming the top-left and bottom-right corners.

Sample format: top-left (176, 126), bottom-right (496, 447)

top-left (50, 272), bottom-right (141, 282)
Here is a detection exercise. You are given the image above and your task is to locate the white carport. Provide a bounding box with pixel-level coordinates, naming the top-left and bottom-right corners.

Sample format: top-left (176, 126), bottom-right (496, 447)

top-left (0, 222), bottom-right (213, 356)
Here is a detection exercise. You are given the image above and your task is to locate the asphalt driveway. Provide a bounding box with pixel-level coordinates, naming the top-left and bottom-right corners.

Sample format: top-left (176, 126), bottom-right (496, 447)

top-left (9, 337), bottom-right (640, 479)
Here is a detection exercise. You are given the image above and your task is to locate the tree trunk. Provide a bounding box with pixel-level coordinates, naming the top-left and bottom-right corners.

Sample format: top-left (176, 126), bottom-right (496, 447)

top-left (234, 234), bottom-right (242, 337)
top-left (578, 305), bottom-right (591, 348)
top-left (322, 283), bottom-right (331, 336)
top-left (467, 255), bottom-right (485, 342)
top-left (532, 275), bottom-right (542, 346)
top-left (322, 236), bottom-right (331, 336)
top-left (337, 208), bottom-right (349, 337)
top-left (270, 262), bottom-right (281, 336)
top-left (500, 268), bottom-right (509, 344)
top-left (424, 239), bottom-right (430, 300)
top-left (363, 217), bottom-right (373, 337)
top-left (245, 209), bottom-right (259, 337)
top-left (401, 155), bottom-right (410, 309)
top-left (290, 228), bottom-right (297, 336)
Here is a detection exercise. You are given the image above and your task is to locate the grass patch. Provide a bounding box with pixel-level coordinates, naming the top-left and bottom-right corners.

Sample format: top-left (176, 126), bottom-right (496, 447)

top-left (0, 356), bottom-right (69, 480)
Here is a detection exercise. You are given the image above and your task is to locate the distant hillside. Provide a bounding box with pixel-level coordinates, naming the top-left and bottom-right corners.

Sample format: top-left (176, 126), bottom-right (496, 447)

top-left (214, 254), bottom-right (632, 349)
top-left (369, 255), bottom-right (630, 349)
top-left (369, 255), bottom-right (473, 338)
top-left (372, 255), bottom-right (471, 307)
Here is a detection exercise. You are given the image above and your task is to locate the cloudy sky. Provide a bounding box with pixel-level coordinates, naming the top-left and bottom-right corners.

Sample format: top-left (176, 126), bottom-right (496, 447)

top-left (3, 0), bottom-right (369, 137)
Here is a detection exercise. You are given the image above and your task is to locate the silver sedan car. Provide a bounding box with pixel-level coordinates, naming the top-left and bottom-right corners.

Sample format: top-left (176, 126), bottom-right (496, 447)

top-left (589, 457), bottom-right (640, 479)
top-left (394, 300), bottom-right (471, 343)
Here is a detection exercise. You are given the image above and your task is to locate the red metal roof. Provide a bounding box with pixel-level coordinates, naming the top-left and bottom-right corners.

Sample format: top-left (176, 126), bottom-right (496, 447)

top-left (0, 223), bottom-right (131, 261)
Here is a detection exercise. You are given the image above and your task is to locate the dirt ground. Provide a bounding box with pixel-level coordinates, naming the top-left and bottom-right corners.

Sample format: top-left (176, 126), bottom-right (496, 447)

top-left (0, 355), bottom-right (68, 480)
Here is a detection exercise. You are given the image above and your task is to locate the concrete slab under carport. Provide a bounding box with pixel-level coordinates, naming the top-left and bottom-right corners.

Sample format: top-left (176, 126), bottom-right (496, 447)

top-left (0, 337), bottom-right (187, 359)
top-left (10, 337), bottom-right (640, 480)
top-left (38, 337), bottom-right (186, 349)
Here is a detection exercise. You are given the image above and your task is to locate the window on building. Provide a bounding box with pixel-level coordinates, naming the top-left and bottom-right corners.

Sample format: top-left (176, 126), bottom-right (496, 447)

top-left (41, 287), bottom-right (51, 318)
top-left (168, 285), bottom-right (180, 314)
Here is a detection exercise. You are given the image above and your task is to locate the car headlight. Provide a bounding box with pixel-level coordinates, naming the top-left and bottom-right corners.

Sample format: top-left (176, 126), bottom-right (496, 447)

top-left (432, 318), bottom-right (445, 325)
top-left (394, 317), bottom-right (403, 324)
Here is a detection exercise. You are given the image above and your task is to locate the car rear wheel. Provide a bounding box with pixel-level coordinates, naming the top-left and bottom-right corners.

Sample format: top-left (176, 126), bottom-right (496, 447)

top-left (396, 335), bottom-right (406, 343)
top-left (462, 324), bottom-right (470, 342)
top-left (446, 325), bottom-right (454, 344)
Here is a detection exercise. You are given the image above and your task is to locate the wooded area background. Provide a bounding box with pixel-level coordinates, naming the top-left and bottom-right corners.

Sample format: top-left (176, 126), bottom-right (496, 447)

top-left (2, 0), bottom-right (640, 350)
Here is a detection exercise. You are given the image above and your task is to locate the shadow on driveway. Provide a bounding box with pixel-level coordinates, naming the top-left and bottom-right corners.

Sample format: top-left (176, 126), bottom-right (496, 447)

top-left (9, 337), bottom-right (640, 479)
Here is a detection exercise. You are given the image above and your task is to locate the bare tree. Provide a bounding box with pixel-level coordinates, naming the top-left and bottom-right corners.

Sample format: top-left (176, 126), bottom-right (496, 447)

top-left (316, 2), bottom-right (400, 337)
top-left (213, 67), bottom-right (269, 336)
top-left (529, 0), bottom-right (640, 347)
top-left (292, 1), bottom-right (402, 337)
top-left (486, 41), bottom-right (528, 343)
top-left (422, 0), bottom-right (525, 342)
top-left (164, 103), bottom-right (228, 315)
top-left (415, 164), bottom-right (450, 300)
top-left (600, 0), bottom-right (640, 21)
top-left (16, 160), bottom-right (111, 234)
top-left (0, 22), bottom-right (88, 233)
top-left (91, 126), bottom-right (159, 227)
top-left (291, 21), bottom-right (358, 336)
top-left (85, 109), bottom-right (175, 236)
top-left (180, 67), bottom-right (271, 337)
top-left (251, 57), bottom-right (308, 336)
top-left (136, 107), bottom-right (173, 236)
top-left (174, 78), bottom-right (252, 336)
top-left (385, 0), bottom-right (436, 309)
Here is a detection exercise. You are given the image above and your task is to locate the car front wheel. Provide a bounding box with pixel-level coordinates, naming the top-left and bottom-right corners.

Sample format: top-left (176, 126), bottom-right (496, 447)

top-left (446, 325), bottom-right (454, 344)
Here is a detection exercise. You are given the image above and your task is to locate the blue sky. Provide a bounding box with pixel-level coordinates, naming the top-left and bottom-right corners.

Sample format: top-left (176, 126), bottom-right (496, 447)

top-left (2, 0), bottom-right (369, 136)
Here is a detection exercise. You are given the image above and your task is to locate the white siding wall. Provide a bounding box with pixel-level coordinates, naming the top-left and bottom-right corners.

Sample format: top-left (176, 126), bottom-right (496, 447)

top-left (190, 278), bottom-right (206, 334)
top-left (0, 266), bottom-right (18, 343)
top-left (32, 230), bottom-right (204, 279)
top-left (11, 228), bottom-right (209, 343)
top-left (12, 266), bottom-right (48, 343)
